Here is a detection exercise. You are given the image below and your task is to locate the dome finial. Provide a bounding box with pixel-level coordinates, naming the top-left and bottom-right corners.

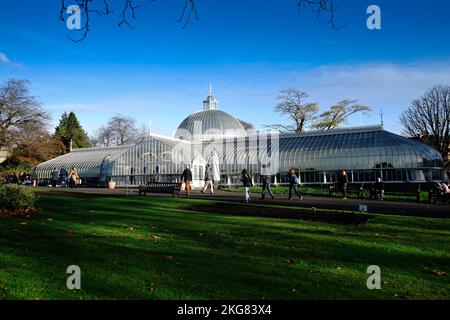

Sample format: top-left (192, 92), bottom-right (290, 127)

top-left (203, 83), bottom-right (218, 110)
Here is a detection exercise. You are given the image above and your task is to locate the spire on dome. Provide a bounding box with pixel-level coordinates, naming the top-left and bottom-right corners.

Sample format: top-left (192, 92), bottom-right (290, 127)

top-left (203, 83), bottom-right (218, 110)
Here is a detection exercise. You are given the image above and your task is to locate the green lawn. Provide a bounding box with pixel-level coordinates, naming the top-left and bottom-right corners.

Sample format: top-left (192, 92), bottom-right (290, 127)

top-left (0, 193), bottom-right (449, 300)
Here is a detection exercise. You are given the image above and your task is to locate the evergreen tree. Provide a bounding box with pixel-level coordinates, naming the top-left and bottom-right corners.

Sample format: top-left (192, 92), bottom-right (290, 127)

top-left (54, 111), bottom-right (91, 150)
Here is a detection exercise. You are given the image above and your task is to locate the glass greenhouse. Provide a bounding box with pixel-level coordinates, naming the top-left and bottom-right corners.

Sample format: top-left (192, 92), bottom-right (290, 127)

top-left (33, 92), bottom-right (446, 187)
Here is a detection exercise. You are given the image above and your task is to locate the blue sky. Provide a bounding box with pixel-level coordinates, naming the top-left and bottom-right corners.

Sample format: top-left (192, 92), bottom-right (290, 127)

top-left (1, 0), bottom-right (450, 136)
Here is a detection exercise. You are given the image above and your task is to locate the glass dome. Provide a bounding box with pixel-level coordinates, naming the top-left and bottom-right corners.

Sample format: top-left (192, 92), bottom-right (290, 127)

top-left (174, 89), bottom-right (247, 140)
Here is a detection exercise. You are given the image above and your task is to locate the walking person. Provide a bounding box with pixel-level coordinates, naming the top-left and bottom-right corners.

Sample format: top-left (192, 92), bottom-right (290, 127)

top-left (181, 165), bottom-right (192, 196)
top-left (260, 166), bottom-right (275, 200)
top-left (288, 169), bottom-right (303, 200)
top-left (51, 168), bottom-right (59, 187)
top-left (241, 169), bottom-right (253, 203)
top-left (59, 166), bottom-right (68, 187)
top-left (68, 166), bottom-right (79, 188)
top-left (202, 164), bottom-right (214, 194)
top-left (338, 170), bottom-right (348, 199)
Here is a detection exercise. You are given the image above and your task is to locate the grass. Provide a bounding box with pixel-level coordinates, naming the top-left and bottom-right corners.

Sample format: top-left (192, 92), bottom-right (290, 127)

top-left (0, 193), bottom-right (449, 300)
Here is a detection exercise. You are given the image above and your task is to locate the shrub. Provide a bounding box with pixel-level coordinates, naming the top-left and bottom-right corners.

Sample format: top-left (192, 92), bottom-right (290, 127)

top-left (0, 184), bottom-right (36, 211)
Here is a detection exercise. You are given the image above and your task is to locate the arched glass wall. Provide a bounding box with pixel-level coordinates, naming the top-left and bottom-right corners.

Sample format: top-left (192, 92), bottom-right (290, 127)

top-left (33, 126), bottom-right (445, 186)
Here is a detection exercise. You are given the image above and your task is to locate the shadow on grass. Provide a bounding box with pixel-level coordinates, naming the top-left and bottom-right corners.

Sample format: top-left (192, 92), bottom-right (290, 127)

top-left (0, 194), bottom-right (448, 299)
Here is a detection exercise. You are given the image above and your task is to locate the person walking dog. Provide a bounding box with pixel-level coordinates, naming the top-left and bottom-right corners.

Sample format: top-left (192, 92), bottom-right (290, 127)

top-left (241, 169), bottom-right (253, 203)
top-left (288, 169), bottom-right (303, 201)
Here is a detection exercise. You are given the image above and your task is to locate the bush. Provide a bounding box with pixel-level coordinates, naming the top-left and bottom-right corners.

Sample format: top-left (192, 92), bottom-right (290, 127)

top-left (0, 184), bottom-right (36, 211)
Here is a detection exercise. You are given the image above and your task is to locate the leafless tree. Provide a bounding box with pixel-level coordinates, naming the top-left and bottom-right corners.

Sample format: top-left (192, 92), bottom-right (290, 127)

top-left (59, 0), bottom-right (340, 41)
top-left (0, 79), bottom-right (49, 149)
top-left (313, 99), bottom-right (371, 130)
top-left (91, 125), bottom-right (113, 147)
top-left (136, 123), bottom-right (152, 138)
top-left (238, 119), bottom-right (254, 131)
top-left (265, 89), bottom-right (319, 133)
top-left (60, 0), bottom-right (198, 42)
top-left (400, 85), bottom-right (450, 170)
top-left (92, 114), bottom-right (138, 146)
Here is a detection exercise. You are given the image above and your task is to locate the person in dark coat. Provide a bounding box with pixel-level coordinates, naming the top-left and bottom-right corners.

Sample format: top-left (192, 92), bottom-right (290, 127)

top-left (59, 166), bottom-right (68, 187)
top-left (181, 166), bottom-right (192, 196)
top-left (338, 170), bottom-right (348, 199)
top-left (241, 169), bottom-right (253, 203)
top-left (6, 173), bottom-right (19, 184)
top-left (260, 165), bottom-right (275, 200)
top-left (51, 168), bottom-right (59, 187)
top-left (372, 178), bottom-right (385, 200)
top-left (288, 169), bottom-right (303, 200)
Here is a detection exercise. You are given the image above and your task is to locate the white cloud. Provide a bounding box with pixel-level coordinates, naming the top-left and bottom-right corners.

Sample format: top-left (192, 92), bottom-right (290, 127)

top-left (295, 63), bottom-right (450, 102)
top-left (40, 61), bottom-right (450, 136)
top-left (0, 51), bottom-right (22, 67)
top-left (273, 62), bottom-right (450, 133)
top-left (0, 52), bottom-right (11, 64)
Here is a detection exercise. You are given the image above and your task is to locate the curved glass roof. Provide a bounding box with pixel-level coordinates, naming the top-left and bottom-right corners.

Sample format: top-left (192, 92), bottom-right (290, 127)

top-left (33, 145), bottom-right (129, 179)
top-left (174, 109), bottom-right (247, 140)
top-left (277, 126), bottom-right (443, 171)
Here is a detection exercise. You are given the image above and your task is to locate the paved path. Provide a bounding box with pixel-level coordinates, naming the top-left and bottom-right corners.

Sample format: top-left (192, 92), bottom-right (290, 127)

top-left (35, 187), bottom-right (449, 218)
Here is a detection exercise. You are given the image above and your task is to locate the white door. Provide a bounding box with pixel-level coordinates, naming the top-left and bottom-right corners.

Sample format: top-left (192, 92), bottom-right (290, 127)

top-left (192, 156), bottom-right (206, 188)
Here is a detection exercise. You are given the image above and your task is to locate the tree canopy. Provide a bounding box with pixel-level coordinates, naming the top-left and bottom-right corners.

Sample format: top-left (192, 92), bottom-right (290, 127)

top-left (54, 111), bottom-right (91, 150)
top-left (313, 100), bottom-right (371, 131)
top-left (267, 89), bottom-right (320, 133)
top-left (266, 89), bottom-right (371, 133)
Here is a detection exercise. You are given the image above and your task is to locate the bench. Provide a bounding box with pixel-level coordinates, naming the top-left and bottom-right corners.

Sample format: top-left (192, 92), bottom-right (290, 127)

top-left (382, 183), bottom-right (422, 202)
top-left (138, 182), bottom-right (181, 198)
top-left (329, 183), bottom-right (367, 198)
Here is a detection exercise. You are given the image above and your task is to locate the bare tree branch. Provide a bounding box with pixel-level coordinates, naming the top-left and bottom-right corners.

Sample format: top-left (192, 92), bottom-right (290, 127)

top-left (176, 0), bottom-right (199, 29)
top-left (60, 0), bottom-right (199, 41)
top-left (297, 0), bottom-right (344, 30)
top-left (0, 79), bottom-right (50, 149)
top-left (400, 85), bottom-right (450, 170)
top-left (60, 0), bottom-right (341, 41)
